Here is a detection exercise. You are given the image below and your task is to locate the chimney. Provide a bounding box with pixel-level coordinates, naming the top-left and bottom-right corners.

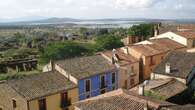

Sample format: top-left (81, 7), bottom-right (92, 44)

top-left (124, 46), bottom-right (129, 55)
top-left (165, 63), bottom-right (171, 73)
top-left (112, 49), bottom-right (119, 62)
top-left (138, 84), bottom-right (145, 96)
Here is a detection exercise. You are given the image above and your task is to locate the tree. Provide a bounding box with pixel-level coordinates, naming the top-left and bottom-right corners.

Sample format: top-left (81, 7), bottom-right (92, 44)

top-left (40, 41), bottom-right (94, 63)
top-left (95, 35), bottom-right (124, 51)
top-left (128, 24), bottom-right (154, 39)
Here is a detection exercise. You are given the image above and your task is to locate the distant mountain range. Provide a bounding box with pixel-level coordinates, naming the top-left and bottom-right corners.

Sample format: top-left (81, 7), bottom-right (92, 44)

top-left (0, 16), bottom-right (195, 26)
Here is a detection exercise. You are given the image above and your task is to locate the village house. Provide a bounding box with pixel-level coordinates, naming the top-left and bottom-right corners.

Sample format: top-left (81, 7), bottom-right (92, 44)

top-left (100, 49), bottom-right (139, 89)
top-left (121, 35), bottom-right (145, 45)
top-left (151, 51), bottom-right (195, 84)
top-left (53, 55), bottom-right (119, 100)
top-left (73, 89), bottom-right (176, 110)
top-left (154, 24), bottom-right (195, 36)
top-left (0, 71), bottom-right (78, 110)
top-left (122, 38), bottom-right (185, 80)
top-left (151, 31), bottom-right (195, 48)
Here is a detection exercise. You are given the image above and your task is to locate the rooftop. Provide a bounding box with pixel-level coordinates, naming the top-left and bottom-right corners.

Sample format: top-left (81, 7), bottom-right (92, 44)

top-left (130, 78), bottom-right (186, 100)
top-left (74, 89), bottom-right (174, 110)
top-left (55, 55), bottom-right (116, 79)
top-left (153, 51), bottom-right (195, 79)
top-left (7, 71), bottom-right (76, 101)
top-left (129, 43), bottom-right (169, 57)
top-left (175, 31), bottom-right (195, 39)
top-left (101, 49), bottom-right (139, 66)
top-left (147, 79), bottom-right (186, 99)
top-left (149, 38), bottom-right (185, 50)
top-left (129, 38), bottom-right (185, 57)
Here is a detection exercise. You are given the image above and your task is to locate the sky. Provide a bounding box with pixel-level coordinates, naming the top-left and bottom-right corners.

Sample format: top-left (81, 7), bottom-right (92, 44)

top-left (0, 0), bottom-right (195, 19)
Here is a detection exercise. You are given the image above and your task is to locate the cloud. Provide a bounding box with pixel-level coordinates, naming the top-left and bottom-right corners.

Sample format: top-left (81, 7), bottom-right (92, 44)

top-left (0, 0), bottom-right (195, 19)
top-left (114, 0), bottom-right (162, 9)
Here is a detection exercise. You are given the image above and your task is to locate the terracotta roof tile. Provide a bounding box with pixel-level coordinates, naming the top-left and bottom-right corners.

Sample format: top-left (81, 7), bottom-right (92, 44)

top-left (101, 49), bottom-right (139, 66)
top-left (153, 51), bottom-right (195, 78)
top-left (7, 71), bottom-right (76, 101)
top-left (175, 32), bottom-right (195, 39)
top-left (55, 55), bottom-right (116, 79)
top-left (74, 89), bottom-right (174, 110)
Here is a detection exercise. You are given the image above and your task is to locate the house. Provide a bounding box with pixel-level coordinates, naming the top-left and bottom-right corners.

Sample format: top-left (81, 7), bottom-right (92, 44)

top-left (151, 51), bottom-right (195, 84)
top-left (54, 55), bottom-right (119, 100)
top-left (130, 78), bottom-right (186, 103)
top-left (74, 89), bottom-right (175, 110)
top-left (0, 71), bottom-right (78, 110)
top-left (121, 35), bottom-right (144, 45)
top-left (150, 31), bottom-right (195, 48)
top-left (154, 24), bottom-right (195, 35)
top-left (123, 38), bottom-right (185, 80)
top-left (101, 49), bottom-right (139, 89)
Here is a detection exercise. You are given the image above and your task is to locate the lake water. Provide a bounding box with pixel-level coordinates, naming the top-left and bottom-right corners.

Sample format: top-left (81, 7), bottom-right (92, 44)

top-left (70, 20), bottom-right (146, 28)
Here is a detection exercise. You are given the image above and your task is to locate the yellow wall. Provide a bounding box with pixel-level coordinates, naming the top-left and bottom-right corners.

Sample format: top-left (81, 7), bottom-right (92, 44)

top-left (29, 88), bottom-right (78, 110)
top-left (142, 53), bottom-right (165, 79)
top-left (119, 62), bottom-right (139, 89)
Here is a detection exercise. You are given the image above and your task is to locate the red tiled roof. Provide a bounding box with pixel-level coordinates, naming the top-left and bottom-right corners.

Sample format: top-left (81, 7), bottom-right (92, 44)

top-left (74, 89), bottom-right (174, 110)
top-left (149, 38), bottom-right (185, 50)
top-left (128, 38), bottom-right (185, 57)
top-left (129, 43), bottom-right (169, 57)
top-left (175, 32), bottom-right (195, 39)
top-left (101, 49), bottom-right (139, 66)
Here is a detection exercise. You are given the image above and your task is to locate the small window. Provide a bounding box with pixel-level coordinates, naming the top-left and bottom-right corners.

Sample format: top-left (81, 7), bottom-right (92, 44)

top-left (38, 98), bottom-right (46, 110)
top-left (100, 75), bottom-right (106, 89)
top-left (61, 92), bottom-right (68, 102)
top-left (85, 79), bottom-right (91, 92)
top-left (150, 56), bottom-right (155, 66)
top-left (12, 99), bottom-right (17, 108)
top-left (131, 66), bottom-right (134, 72)
top-left (61, 91), bottom-right (71, 108)
top-left (130, 78), bottom-right (135, 86)
top-left (111, 73), bottom-right (116, 84)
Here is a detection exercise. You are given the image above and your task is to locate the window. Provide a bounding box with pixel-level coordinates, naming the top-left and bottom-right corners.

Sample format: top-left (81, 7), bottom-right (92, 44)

top-left (150, 56), bottom-right (155, 66)
top-left (193, 40), bottom-right (195, 47)
top-left (61, 92), bottom-right (71, 108)
top-left (131, 66), bottom-right (134, 73)
top-left (12, 99), bottom-right (16, 108)
top-left (130, 78), bottom-right (135, 86)
top-left (111, 73), bottom-right (116, 84)
top-left (100, 75), bottom-right (106, 89)
top-left (38, 98), bottom-right (46, 110)
top-left (132, 37), bottom-right (136, 43)
top-left (85, 79), bottom-right (91, 92)
top-left (100, 75), bottom-right (106, 94)
top-left (61, 92), bottom-right (68, 102)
